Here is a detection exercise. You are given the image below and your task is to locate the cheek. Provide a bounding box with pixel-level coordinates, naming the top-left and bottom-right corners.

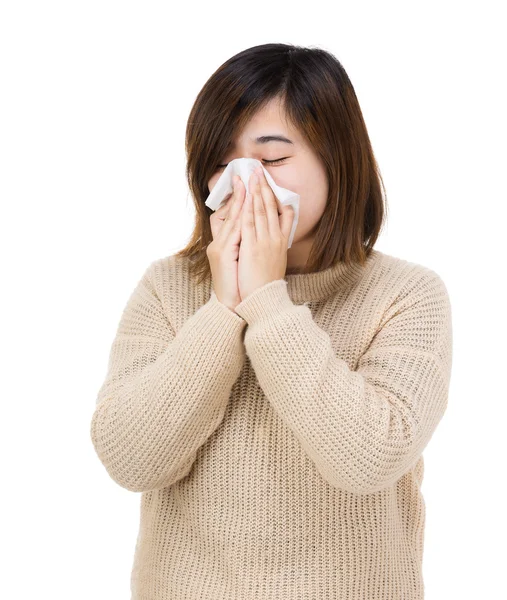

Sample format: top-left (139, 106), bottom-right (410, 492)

top-left (266, 165), bottom-right (298, 193)
top-left (298, 201), bottom-right (324, 228)
top-left (293, 191), bottom-right (328, 240)
top-left (269, 168), bottom-right (327, 230)
top-left (300, 176), bottom-right (328, 221)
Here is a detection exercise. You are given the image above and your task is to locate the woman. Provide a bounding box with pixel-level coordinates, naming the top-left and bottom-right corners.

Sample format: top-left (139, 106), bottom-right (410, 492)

top-left (90, 43), bottom-right (453, 600)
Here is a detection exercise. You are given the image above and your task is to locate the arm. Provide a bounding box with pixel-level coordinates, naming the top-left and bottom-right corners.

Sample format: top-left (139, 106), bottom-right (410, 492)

top-left (90, 260), bottom-right (246, 493)
top-left (234, 269), bottom-right (453, 495)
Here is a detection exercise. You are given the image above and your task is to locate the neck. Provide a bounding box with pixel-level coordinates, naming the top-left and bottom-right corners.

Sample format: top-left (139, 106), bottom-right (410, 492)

top-left (285, 235), bottom-right (315, 275)
top-left (284, 249), bottom-right (381, 304)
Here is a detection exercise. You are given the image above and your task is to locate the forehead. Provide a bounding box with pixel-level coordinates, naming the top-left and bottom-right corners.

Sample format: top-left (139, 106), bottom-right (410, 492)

top-left (232, 97), bottom-right (301, 147)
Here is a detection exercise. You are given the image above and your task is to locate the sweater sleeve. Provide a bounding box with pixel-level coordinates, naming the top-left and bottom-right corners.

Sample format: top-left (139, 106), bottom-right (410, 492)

top-left (233, 270), bottom-right (453, 495)
top-left (90, 260), bottom-right (247, 493)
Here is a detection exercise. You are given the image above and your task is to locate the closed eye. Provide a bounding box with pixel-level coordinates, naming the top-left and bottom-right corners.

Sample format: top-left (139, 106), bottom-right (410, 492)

top-left (216, 157), bottom-right (289, 170)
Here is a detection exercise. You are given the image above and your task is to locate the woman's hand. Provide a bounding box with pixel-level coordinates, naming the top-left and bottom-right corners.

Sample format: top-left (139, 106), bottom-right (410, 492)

top-left (238, 166), bottom-right (295, 302)
top-left (207, 174), bottom-right (246, 312)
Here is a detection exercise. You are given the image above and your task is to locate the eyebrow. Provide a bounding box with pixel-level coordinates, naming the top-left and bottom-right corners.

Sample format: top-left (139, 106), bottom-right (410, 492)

top-left (253, 135), bottom-right (294, 145)
top-left (230, 134), bottom-right (294, 150)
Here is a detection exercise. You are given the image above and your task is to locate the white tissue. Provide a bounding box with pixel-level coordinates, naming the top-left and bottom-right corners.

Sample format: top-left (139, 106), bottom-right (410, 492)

top-left (204, 158), bottom-right (300, 248)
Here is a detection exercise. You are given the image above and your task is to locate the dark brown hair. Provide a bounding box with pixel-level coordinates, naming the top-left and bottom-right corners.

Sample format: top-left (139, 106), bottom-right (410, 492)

top-left (176, 43), bottom-right (388, 285)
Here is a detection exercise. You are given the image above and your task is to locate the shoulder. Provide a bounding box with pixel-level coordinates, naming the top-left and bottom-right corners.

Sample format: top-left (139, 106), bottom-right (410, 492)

top-left (369, 251), bottom-right (452, 355)
top-left (370, 250), bottom-right (453, 365)
top-left (142, 253), bottom-right (194, 290)
top-left (371, 249), bottom-right (450, 304)
top-left (139, 253), bottom-right (209, 329)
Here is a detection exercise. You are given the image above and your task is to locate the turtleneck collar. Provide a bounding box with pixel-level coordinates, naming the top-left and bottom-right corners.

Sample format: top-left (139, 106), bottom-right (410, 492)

top-left (284, 249), bottom-right (382, 304)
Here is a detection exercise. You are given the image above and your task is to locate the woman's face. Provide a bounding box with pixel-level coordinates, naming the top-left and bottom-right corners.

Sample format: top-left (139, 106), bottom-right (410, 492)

top-left (207, 96), bottom-right (329, 271)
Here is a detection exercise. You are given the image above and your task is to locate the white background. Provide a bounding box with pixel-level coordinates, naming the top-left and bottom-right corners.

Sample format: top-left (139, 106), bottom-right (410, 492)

top-left (1, 1), bottom-right (505, 598)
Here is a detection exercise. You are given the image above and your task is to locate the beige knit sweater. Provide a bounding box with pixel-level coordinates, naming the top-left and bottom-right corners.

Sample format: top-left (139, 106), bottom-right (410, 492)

top-left (90, 248), bottom-right (453, 600)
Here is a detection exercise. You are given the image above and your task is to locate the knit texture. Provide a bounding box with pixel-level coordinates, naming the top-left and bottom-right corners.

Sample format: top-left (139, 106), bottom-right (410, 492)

top-left (90, 248), bottom-right (453, 600)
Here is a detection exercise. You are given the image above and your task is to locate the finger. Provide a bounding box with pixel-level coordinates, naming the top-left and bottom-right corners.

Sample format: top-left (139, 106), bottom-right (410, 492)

top-left (215, 176), bottom-right (245, 240)
top-left (279, 204), bottom-right (295, 243)
top-left (256, 167), bottom-right (280, 239)
top-left (241, 188), bottom-right (255, 243)
top-left (215, 179), bottom-right (236, 218)
top-left (250, 172), bottom-right (268, 242)
top-left (226, 175), bottom-right (245, 221)
top-left (210, 194), bottom-right (230, 238)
